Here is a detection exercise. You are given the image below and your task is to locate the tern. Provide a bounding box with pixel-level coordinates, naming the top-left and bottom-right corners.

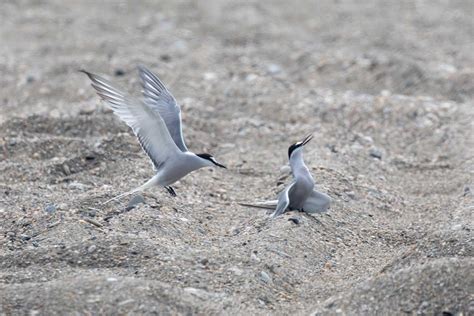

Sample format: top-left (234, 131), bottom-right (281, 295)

top-left (241, 134), bottom-right (331, 217)
top-left (81, 65), bottom-right (226, 203)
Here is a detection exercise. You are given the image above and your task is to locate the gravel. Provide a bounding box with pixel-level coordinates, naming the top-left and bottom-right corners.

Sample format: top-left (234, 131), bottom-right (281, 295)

top-left (0, 0), bottom-right (472, 315)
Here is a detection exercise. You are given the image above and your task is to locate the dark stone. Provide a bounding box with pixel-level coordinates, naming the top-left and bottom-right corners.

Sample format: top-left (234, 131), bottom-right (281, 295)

top-left (288, 217), bottom-right (300, 225)
top-left (20, 234), bottom-right (31, 241)
top-left (114, 69), bottom-right (125, 76)
top-left (84, 154), bottom-right (96, 161)
top-left (160, 54), bottom-right (171, 62)
top-left (463, 186), bottom-right (471, 196)
top-left (369, 148), bottom-right (382, 159)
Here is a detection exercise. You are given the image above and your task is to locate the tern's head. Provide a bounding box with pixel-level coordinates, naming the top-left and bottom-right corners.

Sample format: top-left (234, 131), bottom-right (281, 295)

top-left (196, 153), bottom-right (227, 169)
top-left (288, 134), bottom-right (313, 159)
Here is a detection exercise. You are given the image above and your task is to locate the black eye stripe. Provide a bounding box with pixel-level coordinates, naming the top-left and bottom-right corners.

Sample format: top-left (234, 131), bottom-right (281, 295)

top-left (288, 142), bottom-right (303, 159)
top-left (196, 153), bottom-right (216, 162)
top-left (288, 135), bottom-right (313, 158)
top-left (288, 143), bottom-right (301, 158)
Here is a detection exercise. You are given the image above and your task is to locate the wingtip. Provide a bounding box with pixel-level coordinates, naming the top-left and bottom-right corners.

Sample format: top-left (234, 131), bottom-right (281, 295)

top-left (79, 69), bottom-right (94, 79)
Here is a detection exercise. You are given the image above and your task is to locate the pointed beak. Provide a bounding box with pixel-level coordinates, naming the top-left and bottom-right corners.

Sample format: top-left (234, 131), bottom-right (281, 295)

top-left (214, 161), bottom-right (227, 169)
top-left (301, 134), bottom-right (313, 146)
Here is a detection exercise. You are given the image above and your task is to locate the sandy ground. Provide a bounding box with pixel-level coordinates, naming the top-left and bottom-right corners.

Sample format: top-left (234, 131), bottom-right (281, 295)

top-left (1, 0), bottom-right (473, 315)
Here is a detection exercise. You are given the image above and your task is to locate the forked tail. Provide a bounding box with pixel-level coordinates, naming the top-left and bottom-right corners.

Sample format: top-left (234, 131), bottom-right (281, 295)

top-left (238, 200), bottom-right (278, 210)
top-left (102, 177), bottom-right (157, 205)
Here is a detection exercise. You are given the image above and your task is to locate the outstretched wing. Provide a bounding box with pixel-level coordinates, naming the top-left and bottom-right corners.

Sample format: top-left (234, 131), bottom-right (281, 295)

top-left (302, 190), bottom-right (331, 213)
top-left (138, 65), bottom-right (188, 152)
top-left (82, 70), bottom-right (181, 170)
top-left (271, 180), bottom-right (296, 218)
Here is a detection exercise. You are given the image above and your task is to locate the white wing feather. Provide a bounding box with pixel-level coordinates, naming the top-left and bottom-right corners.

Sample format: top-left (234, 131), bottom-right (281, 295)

top-left (302, 190), bottom-right (331, 213)
top-left (82, 70), bottom-right (181, 170)
top-left (137, 65), bottom-right (188, 152)
top-left (271, 180), bottom-right (296, 218)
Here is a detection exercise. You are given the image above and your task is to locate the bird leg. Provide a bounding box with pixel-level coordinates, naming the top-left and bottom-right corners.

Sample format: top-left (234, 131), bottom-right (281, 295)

top-left (165, 186), bottom-right (177, 197)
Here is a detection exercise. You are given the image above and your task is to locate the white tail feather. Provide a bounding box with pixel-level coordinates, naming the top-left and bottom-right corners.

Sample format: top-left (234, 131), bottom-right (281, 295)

top-left (238, 200), bottom-right (278, 210)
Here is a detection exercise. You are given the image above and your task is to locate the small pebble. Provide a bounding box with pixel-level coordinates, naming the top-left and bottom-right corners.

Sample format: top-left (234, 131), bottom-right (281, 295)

top-left (117, 299), bottom-right (135, 306)
top-left (346, 191), bottom-right (356, 199)
top-left (20, 234), bottom-right (31, 241)
top-left (84, 153), bottom-right (96, 161)
top-left (44, 204), bottom-right (56, 213)
top-left (69, 182), bottom-right (88, 190)
top-left (87, 245), bottom-right (97, 253)
top-left (369, 148), bottom-right (382, 160)
top-left (57, 203), bottom-right (68, 210)
top-left (463, 186), bottom-right (471, 196)
top-left (203, 72), bottom-right (217, 81)
top-left (126, 195), bottom-right (146, 211)
top-left (228, 266), bottom-right (243, 276)
top-left (250, 252), bottom-right (261, 263)
top-left (62, 164), bottom-right (71, 175)
top-left (114, 68), bottom-right (125, 76)
top-left (267, 63), bottom-right (282, 74)
top-left (26, 75), bottom-right (36, 83)
top-left (160, 54), bottom-right (171, 62)
top-left (246, 74), bottom-right (258, 82)
top-left (258, 298), bottom-right (267, 306)
top-left (259, 271), bottom-right (272, 284)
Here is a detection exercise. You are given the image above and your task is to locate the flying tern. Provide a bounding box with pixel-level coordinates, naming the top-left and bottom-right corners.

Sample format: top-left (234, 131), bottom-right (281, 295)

top-left (81, 65), bottom-right (226, 203)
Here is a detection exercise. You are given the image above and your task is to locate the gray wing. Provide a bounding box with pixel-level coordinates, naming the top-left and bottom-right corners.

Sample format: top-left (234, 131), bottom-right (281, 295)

top-left (82, 70), bottom-right (181, 170)
top-left (271, 180), bottom-right (296, 218)
top-left (138, 65), bottom-right (188, 152)
top-left (302, 190), bottom-right (331, 213)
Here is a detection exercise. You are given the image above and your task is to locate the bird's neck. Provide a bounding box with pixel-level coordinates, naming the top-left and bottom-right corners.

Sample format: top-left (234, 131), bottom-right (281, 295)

top-left (290, 150), bottom-right (311, 176)
top-left (290, 150), bottom-right (305, 167)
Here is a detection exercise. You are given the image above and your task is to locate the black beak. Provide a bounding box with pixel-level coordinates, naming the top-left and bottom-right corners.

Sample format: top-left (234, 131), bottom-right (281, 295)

top-left (301, 134), bottom-right (313, 146)
top-left (215, 161), bottom-right (227, 169)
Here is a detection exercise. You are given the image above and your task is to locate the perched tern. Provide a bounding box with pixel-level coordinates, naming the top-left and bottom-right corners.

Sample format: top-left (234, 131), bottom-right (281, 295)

top-left (81, 66), bottom-right (226, 203)
top-left (241, 134), bottom-right (331, 217)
